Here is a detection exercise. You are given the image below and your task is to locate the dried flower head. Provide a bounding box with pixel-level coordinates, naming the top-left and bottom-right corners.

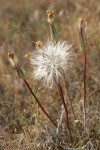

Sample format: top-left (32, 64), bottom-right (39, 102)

top-left (34, 41), bottom-right (43, 49)
top-left (78, 18), bottom-right (88, 51)
top-left (30, 40), bottom-right (75, 87)
top-left (8, 50), bottom-right (26, 78)
top-left (78, 18), bottom-right (87, 30)
top-left (8, 50), bottom-right (18, 67)
top-left (47, 10), bottom-right (55, 24)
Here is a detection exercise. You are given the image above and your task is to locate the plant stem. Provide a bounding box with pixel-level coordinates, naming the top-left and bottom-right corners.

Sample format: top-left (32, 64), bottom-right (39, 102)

top-left (79, 19), bottom-right (87, 130)
top-left (23, 79), bottom-right (57, 128)
top-left (83, 52), bottom-right (87, 129)
top-left (57, 81), bottom-right (72, 139)
top-left (56, 105), bottom-right (64, 135)
top-left (64, 76), bottom-right (76, 120)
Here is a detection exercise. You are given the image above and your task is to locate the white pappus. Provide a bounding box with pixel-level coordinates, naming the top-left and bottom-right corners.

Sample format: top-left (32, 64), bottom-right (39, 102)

top-left (30, 40), bottom-right (75, 87)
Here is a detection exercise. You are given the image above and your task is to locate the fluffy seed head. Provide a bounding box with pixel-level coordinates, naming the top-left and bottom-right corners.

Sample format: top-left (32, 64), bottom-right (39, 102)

top-left (30, 40), bottom-right (75, 87)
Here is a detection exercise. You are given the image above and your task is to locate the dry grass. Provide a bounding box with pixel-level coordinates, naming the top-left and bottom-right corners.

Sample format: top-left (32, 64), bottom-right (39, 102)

top-left (0, 0), bottom-right (100, 149)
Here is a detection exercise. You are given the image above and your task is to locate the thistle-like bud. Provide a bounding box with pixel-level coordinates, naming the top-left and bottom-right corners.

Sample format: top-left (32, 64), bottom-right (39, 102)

top-left (8, 50), bottom-right (18, 67)
top-left (78, 18), bottom-right (87, 51)
top-left (47, 10), bottom-right (55, 24)
top-left (47, 10), bottom-right (58, 42)
top-left (8, 50), bottom-right (26, 78)
top-left (78, 18), bottom-right (87, 30)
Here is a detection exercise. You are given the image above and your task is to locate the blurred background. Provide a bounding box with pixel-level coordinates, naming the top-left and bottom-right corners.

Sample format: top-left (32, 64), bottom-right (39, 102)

top-left (0, 0), bottom-right (100, 149)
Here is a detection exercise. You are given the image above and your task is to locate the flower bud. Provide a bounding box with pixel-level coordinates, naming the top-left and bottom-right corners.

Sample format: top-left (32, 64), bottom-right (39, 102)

top-left (47, 10), bottom-right (55, 24)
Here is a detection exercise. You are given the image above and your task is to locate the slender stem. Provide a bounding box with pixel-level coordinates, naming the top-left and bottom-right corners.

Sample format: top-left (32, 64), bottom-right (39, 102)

top-left (79, 24), bottom-right (87, 130)
top-left (57, 81), bottom-right (72, 139)
top-left (23, 79), bottom-right (57, 127)
top-left (56, 105), bottom-right (64, 135)
top-left (64, 76), bottom-right (76, 120)
top-left (83, 52), bottom-right (87, 129)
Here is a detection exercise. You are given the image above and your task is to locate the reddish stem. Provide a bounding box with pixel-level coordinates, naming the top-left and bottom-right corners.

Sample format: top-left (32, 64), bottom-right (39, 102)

top-left (24, 79), bottom-right (57, 127)
top-left (57, 81), bottom-right (72, 139)
top-left (83, 52), bottom-right (87, 128)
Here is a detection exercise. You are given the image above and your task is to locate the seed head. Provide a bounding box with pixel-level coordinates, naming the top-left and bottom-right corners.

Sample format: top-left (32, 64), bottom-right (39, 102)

top-left (30, 40), bottom-right (75, 87)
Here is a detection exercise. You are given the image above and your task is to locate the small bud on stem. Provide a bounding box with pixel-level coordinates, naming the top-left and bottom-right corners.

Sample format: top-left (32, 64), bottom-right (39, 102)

top-left (8, 51), bottom-right (26, 78)
top-left (47, 10), bottom-right (58, 42)
top-left (47, 10), bottom-right (55, 24)
top-left (79, 18), bottom-right (87, 51)
top-left (24, 41), bottom-right (43, 60)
